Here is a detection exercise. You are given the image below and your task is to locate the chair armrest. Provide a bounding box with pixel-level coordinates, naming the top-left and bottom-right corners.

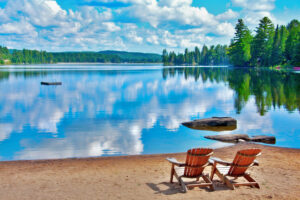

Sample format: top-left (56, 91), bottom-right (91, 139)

top-left (210, 157), bottom-right (259, 166)
top-left (166, 157), bottom-right (185, 167)
top-left (210, 157), bottom-right (232, 166)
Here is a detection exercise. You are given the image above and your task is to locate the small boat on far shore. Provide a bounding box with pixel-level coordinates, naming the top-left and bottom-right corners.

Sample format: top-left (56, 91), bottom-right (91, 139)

top-left (41, 82), bottom-right (62, 85)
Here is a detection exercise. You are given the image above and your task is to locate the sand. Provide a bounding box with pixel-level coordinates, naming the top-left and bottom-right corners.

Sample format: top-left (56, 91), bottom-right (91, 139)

top-left (0, 143), bottom-right (299, 200)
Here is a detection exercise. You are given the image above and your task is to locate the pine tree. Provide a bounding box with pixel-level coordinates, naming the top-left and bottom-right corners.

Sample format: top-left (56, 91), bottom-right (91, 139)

top-left (201, 45), bottom-right (208, 65)
top-left (207, 45), bottom-right (216, 65)
top-left (162, 49), bottom-right (168, 64)
top-left (271, 25), bottom-right (282, 66)
top-left (184, 48), bottom-right (189, 64)
top-left (251, 17), bottom-right (275, 67)
top-left (228, 19), bottom-right (253, 67)
top-left (194, 46), bottom-right (200, 65)
top-left (279, 25), bottom-right (288, 60)
top-left (168, 51), bottom-right (176, 65)
top-left (189, 51), bottom-right (195, 65)
top-left (285, 20), bottom-right (300, 62)
top-left (291, 35), bottom-right (300, 66)
top-left (176, 53), bottom-right (184, 65)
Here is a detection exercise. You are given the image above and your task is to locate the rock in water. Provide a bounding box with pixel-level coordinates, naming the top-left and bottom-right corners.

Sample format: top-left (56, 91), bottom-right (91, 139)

top-left (182, 117), bottom-right (237, 132)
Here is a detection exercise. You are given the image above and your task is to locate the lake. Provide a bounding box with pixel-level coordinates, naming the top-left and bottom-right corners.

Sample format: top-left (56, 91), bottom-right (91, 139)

top-left (0, 65), bottom-right (299, 161)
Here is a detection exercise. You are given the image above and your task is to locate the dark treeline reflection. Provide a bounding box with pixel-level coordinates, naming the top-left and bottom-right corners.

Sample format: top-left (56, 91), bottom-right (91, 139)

top-left (0, 70), bottom-right (49, 81)
top-left (1, 67), bottom-right (299, 116)
top-left (0, 69), bottom-right (154, 81)
top-left (163, 67), bottom-right (300, 115)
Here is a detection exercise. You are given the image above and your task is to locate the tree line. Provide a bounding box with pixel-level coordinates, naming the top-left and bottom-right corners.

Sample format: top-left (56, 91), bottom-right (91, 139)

top-left (229, 17), bottom-right (299, 67)
top-left (51, 52), bottom-right (120, 63)
top-left (162, 44), bottom-right (229, 66)
top-left (0, 48), bottom-right (161, 64)
top-left (163, 17), bottom-right (300, 67)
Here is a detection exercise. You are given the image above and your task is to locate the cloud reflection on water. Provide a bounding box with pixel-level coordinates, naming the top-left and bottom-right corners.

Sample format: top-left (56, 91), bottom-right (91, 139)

top-left (0, 66), bottom-right (299, 160)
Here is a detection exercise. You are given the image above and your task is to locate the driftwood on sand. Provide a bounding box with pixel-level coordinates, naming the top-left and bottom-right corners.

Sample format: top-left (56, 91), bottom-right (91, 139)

top-left (204, 134), bottom-right (276, 144)
top-left (182, 117), bottom-right (237, 131)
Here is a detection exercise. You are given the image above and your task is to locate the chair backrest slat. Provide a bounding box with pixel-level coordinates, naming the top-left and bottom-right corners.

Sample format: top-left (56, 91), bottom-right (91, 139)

top-left (183, 148), bottom-right (213, 177)
top-left (228, 148), bottom-right (261, 176)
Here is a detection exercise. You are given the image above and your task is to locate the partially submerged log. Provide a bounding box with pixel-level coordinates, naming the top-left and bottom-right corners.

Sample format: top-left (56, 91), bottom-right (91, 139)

top-left (204, 134), bottom-right (276, 144)
top-left (205, 134), bottom-right (250, 143)
top-left (250, 135), bottom-right (276, 144)
top-left (182, 117), bottom-right (237, 132)
top-left (41, 82), bottom-right (62, 85)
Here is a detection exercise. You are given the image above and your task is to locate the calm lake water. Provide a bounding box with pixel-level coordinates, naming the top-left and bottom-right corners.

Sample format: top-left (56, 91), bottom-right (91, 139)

top-left (0, 65), bottom-right (299, 161)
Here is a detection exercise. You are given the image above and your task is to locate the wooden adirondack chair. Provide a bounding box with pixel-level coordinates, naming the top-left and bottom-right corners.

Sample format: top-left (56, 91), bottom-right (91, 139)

top-left (166, 148), bottom-right (214, 193)
top-left (210, 148), bottom-right (261, 190)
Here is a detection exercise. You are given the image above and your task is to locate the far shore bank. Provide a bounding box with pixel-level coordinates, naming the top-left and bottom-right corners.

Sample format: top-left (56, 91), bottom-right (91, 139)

top-left (56, 62), bottom-right (163, 65)
top-left (0, 62), bottom-right (163, 66)
top-left (0, 143), bottom-right (299, 200)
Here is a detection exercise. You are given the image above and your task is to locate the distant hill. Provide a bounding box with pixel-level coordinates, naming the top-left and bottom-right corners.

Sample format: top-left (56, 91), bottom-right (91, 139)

top-left (51, 50), bottom-right (162, 63)
top-left (99, 50), bottom-right (162, 63)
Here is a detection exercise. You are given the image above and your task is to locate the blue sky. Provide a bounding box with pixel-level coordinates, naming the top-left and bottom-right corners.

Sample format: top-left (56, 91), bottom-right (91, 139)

top-left (0, 0), bottom-right (299, 53)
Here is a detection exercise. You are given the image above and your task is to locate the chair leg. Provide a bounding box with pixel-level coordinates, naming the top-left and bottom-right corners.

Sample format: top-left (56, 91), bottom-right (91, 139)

top-left (223, 176), bottom-right (235, 190)
top-left (210, 163), bottom-right (217, 180)
top-left (170, 164), bottom-right (175, 183)
top-left (244, 174), bottom-right (260, 189)
top-left (179, 177), bottom-right (187, 193)
top-left (212, 168), bottom-right (235, 190)
top-left (202, 174), bottom-right (215, 191)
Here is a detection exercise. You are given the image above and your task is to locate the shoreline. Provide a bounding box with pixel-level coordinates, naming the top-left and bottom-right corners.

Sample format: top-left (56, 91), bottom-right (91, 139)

top-left (0, 62), bottom-right (163, 66)
top-left (0, 143), bottom-right (299, 164)
top-left (0, 143), bottom-right (299, 200)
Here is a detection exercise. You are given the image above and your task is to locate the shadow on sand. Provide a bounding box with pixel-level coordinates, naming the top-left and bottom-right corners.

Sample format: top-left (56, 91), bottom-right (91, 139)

top-left (146, 180), bottom-right (231, 195)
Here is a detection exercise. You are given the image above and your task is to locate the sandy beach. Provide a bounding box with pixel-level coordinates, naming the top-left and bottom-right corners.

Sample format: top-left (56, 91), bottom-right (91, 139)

top-left (0, 143), bottom-right (299, 200)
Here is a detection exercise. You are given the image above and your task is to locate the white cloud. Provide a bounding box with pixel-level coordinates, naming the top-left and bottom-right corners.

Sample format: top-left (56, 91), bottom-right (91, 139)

top-left (0, 0), bottom-right (280, 52)
top-left (231, 0), bottom-right (276, 26)
top-left (0, 124), bottom-right (13, 142)
top-left (4, 0), bottom-right (67, 27)
top-left (146, 35), bottom-right (159, 45)
top-left (243, 10), bottom-right (276, 25)
top-left (235, 97), bottom-right (274, 133)
top-left (14, 121), bottom-right (144, 160)
top-left (216, 22), bottom-right (235, 37)
top-left (0, 19), bottom-right (36, 34)
top-left (125, 31), bottom-right (143, 44)
top-left (102, 22), bottom-right (121, 32)
top-left (158, 0), bottom-right (192, 7)
top-left (232, 0), bottom-right (275, 11)
top-left (216, 9), bottom-right (239, 21)
top-left (0, 0), bottom-right (128, 51)
top-left (124, 2), bottom-right (218, 28)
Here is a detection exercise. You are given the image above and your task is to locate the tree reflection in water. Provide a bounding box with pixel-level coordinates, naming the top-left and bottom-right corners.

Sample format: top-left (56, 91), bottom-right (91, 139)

top-left (163, 67), bottom-right (300, 115)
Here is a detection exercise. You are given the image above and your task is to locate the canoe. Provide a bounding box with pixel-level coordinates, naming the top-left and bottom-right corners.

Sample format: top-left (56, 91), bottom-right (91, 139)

top-left (41, 82), bottom-right (62, 85)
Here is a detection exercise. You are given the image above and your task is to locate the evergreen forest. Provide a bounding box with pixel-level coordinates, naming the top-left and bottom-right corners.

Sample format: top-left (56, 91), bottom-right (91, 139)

top-left (0, 48), bottom-right (161, 64)
top-left (162, 17), bottom-right (300, 67)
